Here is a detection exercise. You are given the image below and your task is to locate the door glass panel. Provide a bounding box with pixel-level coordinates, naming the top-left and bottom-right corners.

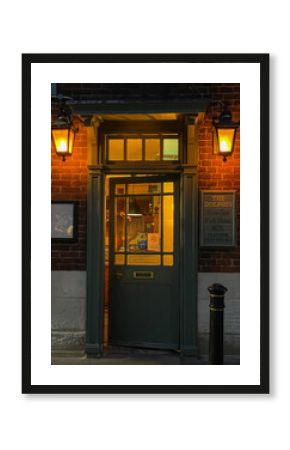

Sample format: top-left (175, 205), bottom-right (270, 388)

top-left (115, 254), bottom-right (125, 265)
top-left (108, 139), bottom-right (124, 160)
top-left (145, 139), bottom-right (160, 160)
top-left (163, 138), bottom-right (179, 160)
top-left (115, 184), bottom-right (126, 195)
top-left (163, 195), bottom-right (174, 252)
top-left (115, 198), bottom-right (126, 252)
top-left (111, 178), bottom-right (176, 267)
top-left (127, 196), bottom-right (161, 252)
top-left (163, 182), bottom-right (174, 193)
top-left (163, 255), bottom-right (174, 266)
top-left (127, 183), bottom-right (161, 194)
top-left (127, 139), bottom-right (142, 160)
top-left (127, 254), bottom-right (161, 265)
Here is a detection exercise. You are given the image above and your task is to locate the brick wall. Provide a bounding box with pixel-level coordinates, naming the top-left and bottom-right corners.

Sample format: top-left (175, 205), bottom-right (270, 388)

top-left (197, 85), bottom-right (240, 272)
top-left (52, 83), bottom-right (240, 272)
top-left (51, 117), bottom-right (88, 270)
top-left (56, 83), bottom-right (237, 103)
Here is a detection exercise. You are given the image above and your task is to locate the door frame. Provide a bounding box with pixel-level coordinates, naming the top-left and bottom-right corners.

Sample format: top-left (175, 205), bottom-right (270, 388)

top-left (108, 174), bottom-right (180, 349)
top-left (85, 115), bottom-right (201, 356)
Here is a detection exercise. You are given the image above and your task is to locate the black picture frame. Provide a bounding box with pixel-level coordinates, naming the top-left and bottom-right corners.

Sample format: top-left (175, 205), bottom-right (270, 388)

top-left (22, 53), bottom-right (269, 394)
top-left (51, 201), bottom-right (77, 242)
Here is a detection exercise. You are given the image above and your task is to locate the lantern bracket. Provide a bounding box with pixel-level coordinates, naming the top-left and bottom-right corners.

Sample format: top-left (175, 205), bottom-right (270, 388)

top-left (51, 95), bottom-right (74, 128)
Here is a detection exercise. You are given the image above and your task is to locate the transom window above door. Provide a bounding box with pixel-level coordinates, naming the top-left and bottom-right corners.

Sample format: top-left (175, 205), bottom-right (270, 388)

top-left (106, 135), bottom-right (179, 162)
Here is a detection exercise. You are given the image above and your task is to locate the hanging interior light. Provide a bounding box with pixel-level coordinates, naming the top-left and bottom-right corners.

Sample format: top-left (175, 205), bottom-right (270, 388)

top-left (212, 103), bottom-right (239, 161)
top-left (51, 96), bottom-right (76, 161)
top-left (128, 198), bottom-right (142, 217)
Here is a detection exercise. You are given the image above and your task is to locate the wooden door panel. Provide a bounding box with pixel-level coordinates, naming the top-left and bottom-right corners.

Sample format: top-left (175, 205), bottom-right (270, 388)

top-left (109, 176), bottom-right (179, 349)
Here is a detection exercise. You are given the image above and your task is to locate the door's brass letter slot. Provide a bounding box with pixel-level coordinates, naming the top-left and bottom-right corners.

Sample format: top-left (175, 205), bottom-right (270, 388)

top-left (133, 271), bottom-right (154, 280)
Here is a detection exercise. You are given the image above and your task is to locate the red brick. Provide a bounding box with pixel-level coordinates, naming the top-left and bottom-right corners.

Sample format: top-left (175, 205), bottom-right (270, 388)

top-left (52, 83), bottom-right (240, 273)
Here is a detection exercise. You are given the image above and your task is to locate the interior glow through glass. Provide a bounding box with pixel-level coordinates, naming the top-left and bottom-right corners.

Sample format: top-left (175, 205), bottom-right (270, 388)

top-left (107, 136), bottom-right (179, 161)
top-left (113, 181), bottom-right (174, 265)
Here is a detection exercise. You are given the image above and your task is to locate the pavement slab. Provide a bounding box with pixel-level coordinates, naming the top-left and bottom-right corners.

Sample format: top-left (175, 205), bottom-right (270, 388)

top-left (51, 348), bottom-right (240, 365)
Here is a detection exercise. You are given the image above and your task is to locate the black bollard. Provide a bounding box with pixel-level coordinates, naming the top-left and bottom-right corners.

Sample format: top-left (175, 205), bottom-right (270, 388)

top-left (208, 283), bottom-right (227, 365)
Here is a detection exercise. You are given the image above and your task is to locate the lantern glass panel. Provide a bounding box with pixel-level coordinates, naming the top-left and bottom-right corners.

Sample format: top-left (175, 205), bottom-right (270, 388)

top-left (52, 128), bottom-right (70, 155)
top-left (68, 128), bottom-right (75, 156)
top-left (217, 128), bottom-right (236, 154)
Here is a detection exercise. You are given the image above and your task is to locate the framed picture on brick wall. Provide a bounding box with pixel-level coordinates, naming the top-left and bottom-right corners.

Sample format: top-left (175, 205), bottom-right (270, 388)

top-left (199, 190), bottom-right (237, 248)
top-left (22, 53), bottom-right (269, 395)
top-left (51, 201), bottom-right (77, 242)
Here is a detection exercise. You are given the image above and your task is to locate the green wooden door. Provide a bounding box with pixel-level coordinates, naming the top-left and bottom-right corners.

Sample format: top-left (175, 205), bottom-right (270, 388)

top-left (109, 176), bottom-right (180, 349)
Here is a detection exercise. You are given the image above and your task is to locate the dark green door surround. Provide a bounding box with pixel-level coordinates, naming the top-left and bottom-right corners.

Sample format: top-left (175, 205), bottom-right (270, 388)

top-left (84, 111), bottom-right (203, 356)
top-left (109, 175), bottom-right (180, 349)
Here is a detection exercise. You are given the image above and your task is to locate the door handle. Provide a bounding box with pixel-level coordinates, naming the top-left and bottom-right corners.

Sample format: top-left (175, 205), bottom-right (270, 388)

top-left (116, 272), bottom-right (124, 279)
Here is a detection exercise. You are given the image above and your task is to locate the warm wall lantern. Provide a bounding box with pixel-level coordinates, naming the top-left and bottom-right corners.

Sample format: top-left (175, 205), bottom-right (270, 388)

top-left (51, 96), bottom-right (76, 161)
top-left (212, 103), bottom-right (239, 161)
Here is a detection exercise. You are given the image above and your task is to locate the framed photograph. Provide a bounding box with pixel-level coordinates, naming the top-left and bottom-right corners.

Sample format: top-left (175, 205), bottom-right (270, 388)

top-left (22, 53), bottom-right (269, 394)
top-left (51, 201), bottom-right (77, 242)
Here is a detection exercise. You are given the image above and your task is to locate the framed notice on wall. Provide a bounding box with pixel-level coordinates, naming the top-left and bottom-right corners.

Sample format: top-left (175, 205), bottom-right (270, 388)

top-left (51, 201), bottom-right (77, 242)
top-left (199, 190), bottom-right (236, 247)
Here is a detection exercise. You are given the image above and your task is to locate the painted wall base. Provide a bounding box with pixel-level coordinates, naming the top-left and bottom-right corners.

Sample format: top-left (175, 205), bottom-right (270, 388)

top-left (52, 331), bottom-right (86, 350)
top-left (51, 271), bottom-right (240, 355)
top-left (51, 271), bottom-right (86, 351)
